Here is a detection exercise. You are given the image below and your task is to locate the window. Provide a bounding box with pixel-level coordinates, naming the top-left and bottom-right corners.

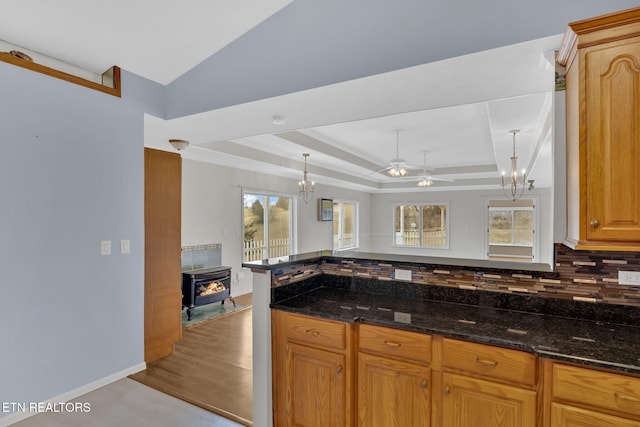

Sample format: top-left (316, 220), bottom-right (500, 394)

top-left (243, 192), bottom-right (293, 261)
top-left (487, 199), bottom-right (535, 261)
top-left (394, 203), bottom-right (448, 248)
top-left (333, 201), bottom-right (358, 250)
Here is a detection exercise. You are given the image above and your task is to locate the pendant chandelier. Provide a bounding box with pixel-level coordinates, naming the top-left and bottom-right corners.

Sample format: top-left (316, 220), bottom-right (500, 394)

top-left (501, 130), bottom-right (527, 201)
top-left (299, 153), bottom-right (315, 204)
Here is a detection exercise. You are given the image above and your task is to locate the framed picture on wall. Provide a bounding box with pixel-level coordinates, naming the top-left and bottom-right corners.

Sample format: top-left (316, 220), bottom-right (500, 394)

top-left (319, 198), bottom-right (333, 221)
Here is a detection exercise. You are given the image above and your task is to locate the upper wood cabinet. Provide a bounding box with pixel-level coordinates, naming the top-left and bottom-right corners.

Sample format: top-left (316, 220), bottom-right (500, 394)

top-left (558, 7), bottom-right (640, 251)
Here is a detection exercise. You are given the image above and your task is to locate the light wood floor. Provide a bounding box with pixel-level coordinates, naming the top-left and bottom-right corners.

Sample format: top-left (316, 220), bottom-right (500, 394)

top-left (130, 293), bottom-right (254, 426)
top-left (11, 378), bottom-right (243, 427)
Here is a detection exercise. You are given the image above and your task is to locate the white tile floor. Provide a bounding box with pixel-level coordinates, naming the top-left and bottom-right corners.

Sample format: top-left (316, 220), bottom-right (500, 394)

top-left (10, 378), bottom-right (244, 427)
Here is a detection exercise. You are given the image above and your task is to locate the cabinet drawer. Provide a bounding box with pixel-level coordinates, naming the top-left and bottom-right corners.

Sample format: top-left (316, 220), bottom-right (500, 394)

top-left (285, 313), bottom-right (347, 351)
top-left (442, 338), bottom-right (536, 386)
top-left (552, 363), bottom-right (640, 418)
top-left (358, 324), bottom-right (431, 364)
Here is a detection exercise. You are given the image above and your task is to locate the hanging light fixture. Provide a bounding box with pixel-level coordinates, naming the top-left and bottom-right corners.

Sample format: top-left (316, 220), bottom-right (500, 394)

top-left (501, 130), bottom-right (527, 201)
top-left (299, 153), bottom-right (315, 204)
top-left (388, 130), bottom-right (408, 177)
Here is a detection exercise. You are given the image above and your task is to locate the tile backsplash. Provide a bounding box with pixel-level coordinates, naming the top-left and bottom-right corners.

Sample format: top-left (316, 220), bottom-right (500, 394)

top-left (181, 243), bottom-right (222, 271)
top-left (270, 244), bottom-right (640, 307)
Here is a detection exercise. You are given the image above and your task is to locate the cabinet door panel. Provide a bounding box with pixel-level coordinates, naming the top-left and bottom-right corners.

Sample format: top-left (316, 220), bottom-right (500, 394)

top-left (551, 403), bottom-right (640, 427)
top-left (585, 39), bottom-right (640, 241)
top-left (358, 352), bottom-right (430, 427)
top-left (442, 373), bottom-right (536, 427)
top-left (286, 343), bottom-right (346, 427)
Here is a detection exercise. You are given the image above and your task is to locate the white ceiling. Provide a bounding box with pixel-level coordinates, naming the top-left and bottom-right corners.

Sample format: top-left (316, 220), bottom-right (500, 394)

top-left (0, 1), bottom-right (561, 193)
top-left (0, 0), bottom-right (293, 85)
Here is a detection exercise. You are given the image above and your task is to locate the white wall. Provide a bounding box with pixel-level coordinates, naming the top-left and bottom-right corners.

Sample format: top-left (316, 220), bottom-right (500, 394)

top-left (181, 159), bottom-right (372, 295)
top-left (0, 62), bottom-right (145, 419)
top-left (369, 188), bottom-right (554, 266)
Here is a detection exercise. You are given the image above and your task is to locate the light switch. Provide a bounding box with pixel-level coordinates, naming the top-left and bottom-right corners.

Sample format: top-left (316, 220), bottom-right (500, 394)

top-left (100, 240), bottom-right (111, 256)
top-left (120, 239), bottom-right (131, 254)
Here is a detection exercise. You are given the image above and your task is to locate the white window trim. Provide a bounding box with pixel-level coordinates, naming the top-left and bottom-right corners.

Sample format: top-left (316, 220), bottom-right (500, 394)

top-left (392, 202), bottom-right (450, 249)
top-left (333, 200), bottom-right (359, 251)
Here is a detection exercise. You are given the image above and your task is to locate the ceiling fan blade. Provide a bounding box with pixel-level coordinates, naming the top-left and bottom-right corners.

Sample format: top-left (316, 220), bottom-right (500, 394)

top-left (428, 176), bottom-right (454, 182)
top-left (368, 165), bottom-right (392, 175)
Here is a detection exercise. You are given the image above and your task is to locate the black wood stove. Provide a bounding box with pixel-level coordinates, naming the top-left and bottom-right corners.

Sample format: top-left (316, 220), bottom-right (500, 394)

top-left (181, 266), bottom-right (235, 320)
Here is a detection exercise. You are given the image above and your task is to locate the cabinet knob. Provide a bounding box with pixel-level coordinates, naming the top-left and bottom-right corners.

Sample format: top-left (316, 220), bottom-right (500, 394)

top-left (420, 380), bottom-right (428, 389)
top-left (336, 365), bottom-right (343, 374)
top-left (590, 220), bottom-right (600, 228)
top-left (444, 386), bottom-right (450, 395)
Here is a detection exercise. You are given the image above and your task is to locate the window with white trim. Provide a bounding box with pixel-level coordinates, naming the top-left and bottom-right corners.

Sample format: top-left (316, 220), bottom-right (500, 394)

top-left (333, 201), bottom-right (358, 250)
top-left (393, 203), bottom-right (448, 248)
top-left (243, 192), bottom-right (293, 261)
top-left (487, 199), bottom-right (535, 261)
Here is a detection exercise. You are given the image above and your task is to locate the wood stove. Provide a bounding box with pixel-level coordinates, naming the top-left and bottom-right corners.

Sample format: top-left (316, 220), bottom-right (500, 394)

top-left (181, 266), bottom-right (235, 320)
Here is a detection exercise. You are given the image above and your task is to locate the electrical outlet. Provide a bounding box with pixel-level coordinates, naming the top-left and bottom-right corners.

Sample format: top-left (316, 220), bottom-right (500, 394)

top-left (618, 271), bottom-right (640, 286)
top-left (394, 311), bottom-right (411, 324)
top-left (394, 268), bottom-right (412, 281)
top-left (120, 239), bottom-right (130, 254)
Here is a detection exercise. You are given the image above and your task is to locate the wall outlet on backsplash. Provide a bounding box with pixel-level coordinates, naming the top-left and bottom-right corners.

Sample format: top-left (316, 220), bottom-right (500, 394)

top-left (395, 269), bottom-right (412, 281)
top-left (619, 271), bottom-right (640, 286)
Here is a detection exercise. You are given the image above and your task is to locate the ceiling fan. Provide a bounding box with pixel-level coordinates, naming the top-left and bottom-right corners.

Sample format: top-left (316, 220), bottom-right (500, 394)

top-left (373, 130), bottom-right (414, 177)
top-left (413, 151), bottom-right (454, 187)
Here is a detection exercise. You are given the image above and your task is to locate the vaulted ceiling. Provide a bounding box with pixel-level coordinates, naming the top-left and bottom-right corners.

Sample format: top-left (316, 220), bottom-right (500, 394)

top-left (1, 1), bottom-right (635, 193)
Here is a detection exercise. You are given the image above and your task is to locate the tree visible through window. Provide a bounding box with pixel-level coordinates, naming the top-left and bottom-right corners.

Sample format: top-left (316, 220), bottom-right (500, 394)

top-left (394, 203), bottom-right (448, 247)
top-left (243, 193), bottom-right (292, 261)
top-left (333, 201), bottom-right (357, 250)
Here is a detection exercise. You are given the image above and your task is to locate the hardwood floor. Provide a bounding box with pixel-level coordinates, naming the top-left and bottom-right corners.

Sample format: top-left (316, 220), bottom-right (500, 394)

top-left (11, 378), bottom-right (243, 427)
top-left (130, 293), bottom-right (254, 426)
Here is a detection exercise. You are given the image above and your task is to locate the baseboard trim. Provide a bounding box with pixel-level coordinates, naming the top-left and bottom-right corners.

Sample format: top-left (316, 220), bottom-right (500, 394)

top-left (0, 362), bottom-right (146, 427)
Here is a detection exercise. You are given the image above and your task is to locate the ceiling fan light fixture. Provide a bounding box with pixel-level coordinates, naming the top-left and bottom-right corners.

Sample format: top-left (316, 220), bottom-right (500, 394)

top-left (417, 177), bottom-right (432, 187)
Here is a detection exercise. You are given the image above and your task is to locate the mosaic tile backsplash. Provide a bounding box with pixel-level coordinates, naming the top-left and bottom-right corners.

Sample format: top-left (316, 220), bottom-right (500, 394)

top-left (271, 244), bottom-right (640, 307)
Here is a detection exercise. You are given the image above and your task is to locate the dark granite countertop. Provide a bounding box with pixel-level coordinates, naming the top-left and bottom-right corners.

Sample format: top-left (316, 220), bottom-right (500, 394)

top-left (243, 250), bottom-right (554, 272)
top-left (271, 286), bottom-right (640, 375)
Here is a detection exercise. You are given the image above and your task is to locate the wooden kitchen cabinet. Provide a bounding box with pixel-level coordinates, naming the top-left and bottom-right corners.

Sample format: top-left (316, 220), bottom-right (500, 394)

top-left (551, 403), bottom-right (640, 427)
top-left (272, 310), bottom-right (354, 427)
top-left (440, 339), bottom-right (537, 427)
top-left (558, 7), bottom-right (640, 251)
top-left (544, 360), bottom-right (640, 427)
top-left (357, 324), bottom-right (432, 426)
top-left (442, 372), bottom-right (536, 427)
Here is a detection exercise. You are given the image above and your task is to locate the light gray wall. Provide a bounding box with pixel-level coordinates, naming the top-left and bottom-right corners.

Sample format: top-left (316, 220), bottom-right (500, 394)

top-left (369, 188), bottom-right (554, 265)
top-left (181, 159), bottom-right (372, 295)
top-left (165, 0), bottom-right (639, 119)
top-left (0, 62), bottom-right (144, 414)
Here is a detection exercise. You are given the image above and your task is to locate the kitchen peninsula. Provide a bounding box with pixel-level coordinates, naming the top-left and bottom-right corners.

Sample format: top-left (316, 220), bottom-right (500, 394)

top-left (245, 249), bottom-right (640, 426)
